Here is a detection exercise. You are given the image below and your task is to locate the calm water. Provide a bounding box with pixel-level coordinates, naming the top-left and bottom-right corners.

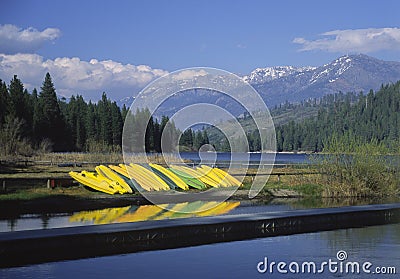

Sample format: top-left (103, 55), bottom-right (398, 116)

top-left (0, 200), bottom-right (244, 232)
top-left (0, 200), bottom-right (311, 232)
top-left (180, 152), bottom-right (311, 165)
top-left (3, 198), bottom-right (397, 233)
top-left (1, 223), bottom-right (399, 278)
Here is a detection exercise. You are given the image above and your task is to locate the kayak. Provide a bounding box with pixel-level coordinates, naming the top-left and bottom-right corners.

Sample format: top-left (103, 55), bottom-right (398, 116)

top-left (128, 164), bottom-right (170, 191)
top-left (82, 170), bottom-right (126, 194)
top-left (200, 165), bottom-right (242, 187)
top-left (148, 166), bottom-right (177, 190)
top-left (108, 165), bottom-right (144, 192)
top-left (122, 164), bottom-right (158, 191)
top-left (168, 168), bottom-right (206, 190)
top-left (170, 165), bottom-right (218, 187)
top-left (95, 165), bottom-right (133, 193)
top-left (149, 163), bottom-right (189, 190)
top-left (196, 166), bottom-right (230, 187)
top-left (69, 171), bottom-right (119, 195)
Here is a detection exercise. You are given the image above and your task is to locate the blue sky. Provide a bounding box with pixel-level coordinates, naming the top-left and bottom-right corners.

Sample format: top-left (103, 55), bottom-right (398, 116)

top-left (1, 0), bottom-right (400, 100)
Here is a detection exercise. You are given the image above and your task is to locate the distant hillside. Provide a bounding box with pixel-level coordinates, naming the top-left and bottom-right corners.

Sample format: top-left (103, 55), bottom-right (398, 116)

top-left (208, 81), bottom-right (400, 152)
top-left (206, 94), bottom-right (352, 151)
top-left (276, 81), bottom-right (400, 152)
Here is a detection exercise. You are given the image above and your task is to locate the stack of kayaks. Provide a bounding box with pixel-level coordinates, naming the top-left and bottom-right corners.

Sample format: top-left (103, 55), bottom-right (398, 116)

top-left (69, 163), bottom-right (242, 195)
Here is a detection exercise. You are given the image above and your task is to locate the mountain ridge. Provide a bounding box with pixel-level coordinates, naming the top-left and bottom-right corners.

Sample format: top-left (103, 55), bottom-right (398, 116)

top-left (118, 54), bottom-right (400, 113)
top-left (250, 54), bottom-right (400, 106)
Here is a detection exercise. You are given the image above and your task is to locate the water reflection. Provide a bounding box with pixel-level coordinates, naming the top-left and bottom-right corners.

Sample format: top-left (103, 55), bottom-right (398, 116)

top-left (2, 197), bottom-right (399, 232)
top-left (69, 201), bottom-right (240, 225)
top-left (0, 201), bottom-right (240, 232)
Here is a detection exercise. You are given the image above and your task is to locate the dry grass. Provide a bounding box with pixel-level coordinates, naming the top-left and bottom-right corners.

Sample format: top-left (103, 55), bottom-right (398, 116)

top-left (32, 152), bottom-right (124, 164)
top-left (0, 152), bottom-right (184, 178)
top-left (18, 152), bottom-right (184, 165)
top-left (0, 186), bottom-right (101, 201)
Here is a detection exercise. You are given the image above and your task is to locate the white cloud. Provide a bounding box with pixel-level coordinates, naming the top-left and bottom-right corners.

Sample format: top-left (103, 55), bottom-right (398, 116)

top-left (172, 69), bottom-right (208, 80)
top-left (0, 24), bottom-right (61, 54)
top-left (293, 27), bottom-right (400, 53)
top-left (0, 53), bottom-right (169, 99)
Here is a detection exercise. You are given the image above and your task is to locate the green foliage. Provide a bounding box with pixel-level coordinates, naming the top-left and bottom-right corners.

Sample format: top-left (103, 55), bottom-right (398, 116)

top-left (0, 79), bottom-right (9, 124)
top-left (123, 108), bottom-right (180, 153)
top-left (0, 73), bottom-right (127, 154)
top-left (313, 133), bottom-right (400, 197)
top-left (34, 73), bottom-right (66, 150)
top-left (277, 82), bottom-right (400, 152)
top-left (178, 127), bottom-right (210, 151)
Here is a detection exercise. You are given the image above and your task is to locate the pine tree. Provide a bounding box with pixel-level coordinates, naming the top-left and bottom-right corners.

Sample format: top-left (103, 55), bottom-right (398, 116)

top-left (85, 101), bottom-right (97, 142)
top-left (8, 75), bottom-right (25, 120)
top-left (97, 92), bottom-right (113, 145)
top-left (110, 102), bottom-right (122, 146)
top-left (121, 104), bottom-right (128, 122)
top-left (153, 118), bottom-right (161, 152)
top-left (0, 79), bottom-right (9, 125)
top-left (193, 130), bottom-right (204, 150)
top-left (8, 75), bottom-right (34, 138)
top-left (36, 72), bottom-right (65, 151)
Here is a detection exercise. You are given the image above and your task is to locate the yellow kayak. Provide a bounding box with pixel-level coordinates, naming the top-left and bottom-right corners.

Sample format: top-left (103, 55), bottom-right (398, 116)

top-left (149, 163), bottom-right (189, 190)
top-left (108, 164), bottom-right (143, 192)
top-left (129, 164), bottom-right (170, 191)
top-left (82, 170), bottom-right (126, 194)
top-left (95, 165), bottom-right (133, 193)
top-left (196, 166), bottom-right (230, 187)
top-left (108, 164), bottom-right (130, 178)
top-left (200, 165), bottom-right (242, 187)
top-left (121, 164), bottom-right (156, 191)
top-left (171, 165), bottom-right (220, 188)
top-left (69, 171), bottom-right (118, 195)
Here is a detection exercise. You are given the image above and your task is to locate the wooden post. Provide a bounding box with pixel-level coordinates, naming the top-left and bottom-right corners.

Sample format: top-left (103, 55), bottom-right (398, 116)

top-left (2, 180), bottom-right (5, 191)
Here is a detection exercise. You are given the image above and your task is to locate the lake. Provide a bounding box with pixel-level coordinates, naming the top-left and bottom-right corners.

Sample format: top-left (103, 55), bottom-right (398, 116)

top-left (179, 152), bottom-right (311, 167)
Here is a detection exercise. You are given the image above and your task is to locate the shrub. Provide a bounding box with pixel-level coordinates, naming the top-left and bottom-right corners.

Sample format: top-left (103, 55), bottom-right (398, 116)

top-left (313, 133), bottom-right (400, 197)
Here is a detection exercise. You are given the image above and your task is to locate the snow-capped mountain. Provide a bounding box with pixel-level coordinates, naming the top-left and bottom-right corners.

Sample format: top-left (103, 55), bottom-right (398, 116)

top-left (119, 54), bottom-right (400, 114)
top-left (243, 66), bottom-right (316, 84)
top-left (251, 54), bottom-right (400, 106)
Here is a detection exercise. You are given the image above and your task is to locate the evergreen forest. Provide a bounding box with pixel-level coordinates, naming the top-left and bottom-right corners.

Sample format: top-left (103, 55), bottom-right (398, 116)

top-left (1, 72), bottom-right (400, 155)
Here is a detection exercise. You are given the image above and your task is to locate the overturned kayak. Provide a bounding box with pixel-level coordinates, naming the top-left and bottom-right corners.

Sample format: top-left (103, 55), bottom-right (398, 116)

top-left (69, 163), bottom-right (241, 194)
top-left (69, 171), bottom-right (119, 195)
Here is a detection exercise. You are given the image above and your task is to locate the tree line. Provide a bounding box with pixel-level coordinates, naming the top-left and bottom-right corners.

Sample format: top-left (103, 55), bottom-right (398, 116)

top-left (0, 73), bottom-right (127, 154)
top-left (276, 81), bottom-right (400, 152)
top-left (4, 72), bottom-right (397, 155)
top-left (0, 73), bottom-right (209, 155)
